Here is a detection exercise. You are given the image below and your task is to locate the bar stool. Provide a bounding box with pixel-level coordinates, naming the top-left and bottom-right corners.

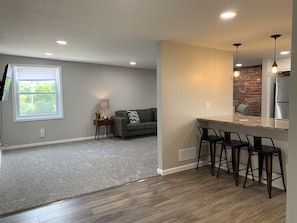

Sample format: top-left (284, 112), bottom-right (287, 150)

top-left (244, 134), bottom-right (286, 198)
top-left (196, 126), bottom-right (223, 176)
top-left (217, 130), bottom-right (254, 186)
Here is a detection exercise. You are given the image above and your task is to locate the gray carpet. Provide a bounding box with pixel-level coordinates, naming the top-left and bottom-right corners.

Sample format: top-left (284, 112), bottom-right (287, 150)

top-left (0, 136), bottom-right (158, 216)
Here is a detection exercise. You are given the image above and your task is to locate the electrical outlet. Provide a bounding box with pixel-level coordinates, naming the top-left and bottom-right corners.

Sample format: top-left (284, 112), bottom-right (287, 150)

top-left (40, 128), bottom-right (45, 138)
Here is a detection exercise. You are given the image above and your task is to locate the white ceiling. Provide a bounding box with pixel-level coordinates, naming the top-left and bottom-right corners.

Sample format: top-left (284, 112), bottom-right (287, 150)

top-left (0, 0), bottom-right (292, 69)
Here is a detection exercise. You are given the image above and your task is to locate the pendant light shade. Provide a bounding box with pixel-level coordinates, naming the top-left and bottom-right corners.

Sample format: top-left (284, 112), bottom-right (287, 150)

top-left (233, 43), bottom-right (242, 78)
top-left (271, 34), bottom-right (281, 75)
top-left (234, 70), bottom-right (240, 78)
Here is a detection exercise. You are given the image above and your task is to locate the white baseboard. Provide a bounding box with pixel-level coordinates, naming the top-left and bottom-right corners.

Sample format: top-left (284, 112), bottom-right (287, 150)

top-left (1, 136), bottom-right (101, 151)
top-left (157, 161), bottom-right (208, 176)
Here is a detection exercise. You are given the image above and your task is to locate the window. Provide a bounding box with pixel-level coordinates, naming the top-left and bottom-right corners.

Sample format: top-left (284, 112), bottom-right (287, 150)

top-left (12, 65), bottom-right (64, 122)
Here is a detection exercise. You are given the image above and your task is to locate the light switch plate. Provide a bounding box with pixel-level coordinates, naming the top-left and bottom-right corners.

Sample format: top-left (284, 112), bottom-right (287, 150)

top-left (205, 101), bottom-right (211, 109)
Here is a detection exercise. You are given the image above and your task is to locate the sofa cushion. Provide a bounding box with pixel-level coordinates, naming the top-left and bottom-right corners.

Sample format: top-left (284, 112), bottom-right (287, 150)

top-left (237, 104), bottom-right (250, 115)
top-left (144, 122), bottom-right (157, 129)
top-left (126, 123), bottom-right (145, 131)
top-left (127, 110), bottom-right (140, 124)
top-left (136, 109), bottom-right (152, 122)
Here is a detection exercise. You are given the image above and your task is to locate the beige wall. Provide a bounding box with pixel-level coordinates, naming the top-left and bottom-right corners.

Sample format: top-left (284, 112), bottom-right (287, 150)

top-left (286, 0), bottom-right (297, 221)
top-left (157, 41), bottom-right (233, 172)
top-left (0, 55), bottom-right (156, 147)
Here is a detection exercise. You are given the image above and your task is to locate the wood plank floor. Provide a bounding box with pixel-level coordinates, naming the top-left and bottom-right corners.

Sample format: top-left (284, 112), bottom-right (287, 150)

top-left (0, 166), bottom-right (286, 223)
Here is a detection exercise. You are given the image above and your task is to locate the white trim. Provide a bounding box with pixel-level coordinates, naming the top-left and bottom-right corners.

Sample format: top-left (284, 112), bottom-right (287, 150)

top-left (12, 64), bottom-right (64, 122)
top-left (157, 162), bottom-right (208, 176)
top-left (0, 135), bottom-right (111, 151)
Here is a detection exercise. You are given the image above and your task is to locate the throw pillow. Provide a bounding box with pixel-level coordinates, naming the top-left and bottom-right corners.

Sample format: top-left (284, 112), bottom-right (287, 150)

top-left (127, 110), bottom-right (140, 124)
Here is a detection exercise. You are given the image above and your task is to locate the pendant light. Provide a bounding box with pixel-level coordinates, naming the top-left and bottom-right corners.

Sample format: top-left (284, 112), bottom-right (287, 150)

top-left (270, 34), bottom-right (281, 75)
top-left (233, 43), bottom-right (242, 78)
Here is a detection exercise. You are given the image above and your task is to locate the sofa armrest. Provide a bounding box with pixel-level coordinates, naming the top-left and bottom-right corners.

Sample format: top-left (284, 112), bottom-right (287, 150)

top-left (111, 116), bottom-right (128, 138)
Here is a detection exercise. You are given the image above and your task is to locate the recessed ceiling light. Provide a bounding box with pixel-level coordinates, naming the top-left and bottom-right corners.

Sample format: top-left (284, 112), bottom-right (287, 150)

top-left (220, 11), bottom-right (237, 19)
top-left (280, 51), bottom-right (290, 55)
top-left (130, 61), bottom-right (136, 66)
top-left (45, 53), bottom-right (52, 56)
top-left (235, 63), bottom-right (242, 67)
top-left (56, 40), bottom-right (67, 45)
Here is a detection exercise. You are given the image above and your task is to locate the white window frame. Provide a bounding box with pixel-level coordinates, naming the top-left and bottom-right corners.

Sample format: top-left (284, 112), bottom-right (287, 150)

top-left (12, 64), bottom-right (64, 122)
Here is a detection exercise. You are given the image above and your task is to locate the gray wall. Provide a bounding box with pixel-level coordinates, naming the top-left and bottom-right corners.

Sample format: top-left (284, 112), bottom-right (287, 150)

top-left (0, 54), bottom-right (156, 147)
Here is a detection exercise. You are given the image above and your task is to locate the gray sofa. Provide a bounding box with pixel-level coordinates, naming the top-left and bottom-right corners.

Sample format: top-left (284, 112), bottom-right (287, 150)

top-left (111, 108), bottom-right (157, 139)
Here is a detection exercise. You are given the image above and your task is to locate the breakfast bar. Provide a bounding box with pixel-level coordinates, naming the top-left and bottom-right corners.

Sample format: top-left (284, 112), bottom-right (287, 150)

top-left (197, 115), bottom-right (289, 189)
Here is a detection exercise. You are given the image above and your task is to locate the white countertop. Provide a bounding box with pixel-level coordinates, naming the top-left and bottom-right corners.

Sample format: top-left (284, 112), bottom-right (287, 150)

top-left (197, 115), bottom-right (289, 130)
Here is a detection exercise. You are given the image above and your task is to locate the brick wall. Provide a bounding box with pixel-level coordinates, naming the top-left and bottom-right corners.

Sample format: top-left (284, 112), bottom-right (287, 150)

top-left (233, 65), bottom-right (262, 116)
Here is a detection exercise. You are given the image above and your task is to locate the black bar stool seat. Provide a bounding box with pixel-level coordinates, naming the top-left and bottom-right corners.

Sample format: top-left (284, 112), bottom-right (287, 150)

top-left (196, 126), bottom-right (223, 176)
top-left (244, 134), bottom-right (286, 198)
top-left (217, 130), bottom-right (254, 186)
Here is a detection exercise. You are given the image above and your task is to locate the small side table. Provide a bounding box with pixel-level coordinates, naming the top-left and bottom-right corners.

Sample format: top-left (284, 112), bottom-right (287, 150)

top-left (93, 119), bottom-right (113, 140)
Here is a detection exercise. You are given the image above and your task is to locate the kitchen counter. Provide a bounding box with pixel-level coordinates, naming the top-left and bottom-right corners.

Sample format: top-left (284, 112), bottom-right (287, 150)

top-left (197, 114), bottom-right (288, 190)
top-left (197, 115), bottom-right (289, 130)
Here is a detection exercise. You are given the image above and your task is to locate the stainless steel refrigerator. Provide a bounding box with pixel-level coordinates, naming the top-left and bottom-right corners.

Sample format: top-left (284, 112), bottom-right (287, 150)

top-left (274, 76), bottom-right (290, 119)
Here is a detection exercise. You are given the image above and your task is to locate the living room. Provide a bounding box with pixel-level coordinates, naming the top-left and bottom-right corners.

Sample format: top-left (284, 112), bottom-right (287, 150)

top-left (0, 54), bottom-right (157, 148)
top-left (1, 0), bottom-right (297, 222)
top-left (0, 53), bottom-right (159, 217)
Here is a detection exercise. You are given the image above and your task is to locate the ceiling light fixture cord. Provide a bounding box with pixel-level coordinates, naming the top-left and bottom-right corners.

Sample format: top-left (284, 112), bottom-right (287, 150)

top-left (236, 45), bottom-right (238, 64)
top-left (274, 36), bottom-right (277, 62)
top-left (233, 43), bottom-right (241, 65)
